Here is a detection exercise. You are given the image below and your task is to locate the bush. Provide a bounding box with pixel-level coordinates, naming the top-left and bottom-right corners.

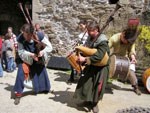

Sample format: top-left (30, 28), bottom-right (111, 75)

top-left (138, 25), bottom-right (150, 53)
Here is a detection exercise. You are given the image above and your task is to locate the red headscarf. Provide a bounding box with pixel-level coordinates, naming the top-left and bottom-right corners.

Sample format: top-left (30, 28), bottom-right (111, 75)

top-left (128, 18), bottom-right (139, 26)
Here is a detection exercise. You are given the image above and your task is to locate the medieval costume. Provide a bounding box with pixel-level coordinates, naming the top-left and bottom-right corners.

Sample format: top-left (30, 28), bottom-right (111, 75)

top-left (108, 18), bottom-right (141, 95)
top-left (74, 34), bottom-right (110, 102)
top-left (14, 25), bottom-right (52, 104)
top-left (74, 21), bottom-right (110, 113)
top-left (109, 33), bottom-right (136, 57)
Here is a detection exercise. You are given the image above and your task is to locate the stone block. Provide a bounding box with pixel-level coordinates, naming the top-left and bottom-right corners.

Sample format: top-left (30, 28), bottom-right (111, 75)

top-left (39, 0), bottom-right (50, 4)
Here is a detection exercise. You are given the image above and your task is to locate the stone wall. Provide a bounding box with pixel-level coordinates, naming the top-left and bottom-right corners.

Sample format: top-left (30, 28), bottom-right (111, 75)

top-left (32, 0), bottom-right (150, 66)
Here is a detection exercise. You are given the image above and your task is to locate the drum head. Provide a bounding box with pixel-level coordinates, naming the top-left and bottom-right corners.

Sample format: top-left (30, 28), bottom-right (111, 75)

top-left (146, 76), bottom-right (150, 93)
top-left (143, 68), bottom-right (150, 93)
top-left (109, 55), bottom-right (116, 78)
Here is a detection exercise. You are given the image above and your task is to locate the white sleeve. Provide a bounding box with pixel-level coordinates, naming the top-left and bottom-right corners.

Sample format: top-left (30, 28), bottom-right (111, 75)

top-left (41, 36), bottom-right (53, 62)
top-left (18, 42), bottom-right (33, 65)
top-left (78, 33), bottom-right (83, 40)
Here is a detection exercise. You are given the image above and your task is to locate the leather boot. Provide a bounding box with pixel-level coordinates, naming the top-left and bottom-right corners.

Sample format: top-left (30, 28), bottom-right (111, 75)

top-left (77, 101), bottom-right (92, 107)
top-left (133, 85), bottom-right (141, 95)
top-left (68, 68), bottom-right (75, 83)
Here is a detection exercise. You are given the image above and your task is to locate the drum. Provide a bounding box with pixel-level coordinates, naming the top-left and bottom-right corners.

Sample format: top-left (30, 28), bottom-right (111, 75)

top-left (142, 68), bottom-right (150, 93)
top-left (109, 55), bottom-right (130, 81)
top-left (66, 52), bottom-right (84, 75)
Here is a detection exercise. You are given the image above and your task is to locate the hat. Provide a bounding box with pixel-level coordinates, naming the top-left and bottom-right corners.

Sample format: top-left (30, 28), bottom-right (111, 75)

top-left (128, 18), bottom-right (139, 26)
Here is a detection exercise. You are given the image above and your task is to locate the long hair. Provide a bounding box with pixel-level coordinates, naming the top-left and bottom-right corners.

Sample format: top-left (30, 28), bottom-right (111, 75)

top-left (76, 20), bottom-right (88, 30)
top-left (5, 33), bottom-right (12, 40)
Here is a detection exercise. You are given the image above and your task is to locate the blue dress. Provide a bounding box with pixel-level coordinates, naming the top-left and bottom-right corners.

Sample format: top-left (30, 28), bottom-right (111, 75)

top-left (14, 32), bottom-right (50, 93)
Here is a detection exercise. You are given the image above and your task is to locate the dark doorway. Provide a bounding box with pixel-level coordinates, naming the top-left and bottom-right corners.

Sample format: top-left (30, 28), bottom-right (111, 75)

top-left (0, 0), bottom-right (32, 36)
top-left (109, 0), bottom-right (119, 4)
top-left (0, 21), bottom-right (14, 35)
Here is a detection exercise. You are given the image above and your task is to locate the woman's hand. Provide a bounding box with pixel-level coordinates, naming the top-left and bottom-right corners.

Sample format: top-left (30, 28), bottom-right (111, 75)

top-left (30, 53), bottom-right (38, 61)
top-left (131, 54), bottom-right (137, 64)
top-left (38, 51), bottom-right (44, 57)
top-left (72, 41), bottom-right (78, 46)
top-left (77, 56), bottom-right (86, 64)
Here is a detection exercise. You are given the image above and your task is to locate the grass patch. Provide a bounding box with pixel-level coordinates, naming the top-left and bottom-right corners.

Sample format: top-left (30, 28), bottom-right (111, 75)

top-left (61, 70), bottom-right (71, 74)
top-left (108, 78), bottom-right (116, 83)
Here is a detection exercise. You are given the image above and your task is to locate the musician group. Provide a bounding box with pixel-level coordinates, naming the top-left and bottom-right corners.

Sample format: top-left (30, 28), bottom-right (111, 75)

top-left (10, 17), bottom-right (141, 113)
top-left (68, 18), bottom-right (142, 113)
top-left (3, 4), bottom-right (141, 112)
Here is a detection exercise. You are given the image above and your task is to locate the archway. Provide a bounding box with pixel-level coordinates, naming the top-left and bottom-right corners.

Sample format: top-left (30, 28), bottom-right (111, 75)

top-left (0, 21), bottom-right (14, 35)
top-left (0, 0), bottom-right (32, 35)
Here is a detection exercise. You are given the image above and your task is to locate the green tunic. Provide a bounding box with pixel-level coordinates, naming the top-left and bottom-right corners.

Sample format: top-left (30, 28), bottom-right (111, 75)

top-left (74, 34), bottom-right (110, 103)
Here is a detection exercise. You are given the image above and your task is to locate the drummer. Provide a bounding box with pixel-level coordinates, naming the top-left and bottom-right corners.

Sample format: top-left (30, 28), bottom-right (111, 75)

top-left (109, 18), bottom-right (142, 95)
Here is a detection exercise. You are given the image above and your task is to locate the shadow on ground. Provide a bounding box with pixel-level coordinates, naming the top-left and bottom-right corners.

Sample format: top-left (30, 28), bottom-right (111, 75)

top-left (50, 72), bottom-right (89, 112)
top-left (54, 72), bottom-right (70, 82)
top-left (49, 87), bottom-right (90, 112)
top-left (105, 82), bottom-right (133, 93)
top-left (0, 82), bottom-right (42, 101)
top-left (105, 82), bottom-right (149, 95)
top-left (0, 82), bottom-right (15, 99)
top-left (54, 72), bottom-right (79, 84)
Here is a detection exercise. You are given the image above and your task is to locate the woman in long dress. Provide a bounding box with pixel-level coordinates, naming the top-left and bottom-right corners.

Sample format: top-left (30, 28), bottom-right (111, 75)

top-left (14, 24), bottom-right (52, 105)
